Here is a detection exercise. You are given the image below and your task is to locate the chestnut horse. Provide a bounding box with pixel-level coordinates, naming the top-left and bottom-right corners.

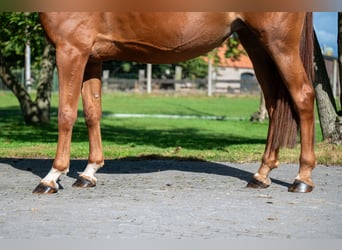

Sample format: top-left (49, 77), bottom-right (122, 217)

top-left (33, 12), bottom-right (315, 194)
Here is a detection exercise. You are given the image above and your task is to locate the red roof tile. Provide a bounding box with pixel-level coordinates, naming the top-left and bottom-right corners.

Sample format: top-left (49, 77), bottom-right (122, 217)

top-left (216, 44), bottom-right (253, 69)
top-left (203, 44), bottom-right (254, 69)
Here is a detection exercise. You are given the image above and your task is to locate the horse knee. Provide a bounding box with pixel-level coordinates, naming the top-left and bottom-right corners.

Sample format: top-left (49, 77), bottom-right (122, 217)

top-left (292, 84), bottom-right (315, 118)
top-left (84, 108), bottom-right (101, 127)
top-left (59, 108), bottom-right (78, 129)
top-left (82, 92), bottom-right (102, 127)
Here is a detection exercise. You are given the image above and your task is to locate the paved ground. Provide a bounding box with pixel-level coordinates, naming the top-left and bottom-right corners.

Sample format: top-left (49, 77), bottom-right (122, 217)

top-left (0, 158), bottom-right (341, 239)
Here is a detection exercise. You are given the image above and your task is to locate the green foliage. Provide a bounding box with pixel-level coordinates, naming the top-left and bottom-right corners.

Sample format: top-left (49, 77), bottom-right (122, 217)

top-left (211, 34), bottom-right (246, 65)
top-left (0, 12), bottom-right (45, 70)
top-left (224, 34), bottom-right (246, 60)
top-left (178, 57), bottom-right (208, 79)
top-left (179, 34), bottom-right (245, 79)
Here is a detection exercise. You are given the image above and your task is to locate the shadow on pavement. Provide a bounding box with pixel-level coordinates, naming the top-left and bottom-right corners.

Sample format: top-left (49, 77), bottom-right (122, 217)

top-left (0, 157), bottom-right (291, 188)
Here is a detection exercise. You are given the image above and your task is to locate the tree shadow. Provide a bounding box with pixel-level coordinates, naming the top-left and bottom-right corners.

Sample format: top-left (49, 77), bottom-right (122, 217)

top-left (0, 157), bottom-right (291, 188)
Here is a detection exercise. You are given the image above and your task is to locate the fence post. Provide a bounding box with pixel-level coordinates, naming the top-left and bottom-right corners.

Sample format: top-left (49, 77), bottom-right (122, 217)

top-left (102, 70), bottom-right (109, 91)
top-left (333, 58), bottom-right (338, 97)
top-left (207, 58), bottom-right (213, 96)
top-left (25, 42), bottom-right (32, 92)
top-left (174, 66), bottom-right (182, 91)
top-left (147, 63), bottom-right (152, 94)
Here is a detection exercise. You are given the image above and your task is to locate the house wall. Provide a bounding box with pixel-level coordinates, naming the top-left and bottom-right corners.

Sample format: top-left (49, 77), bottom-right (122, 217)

top-left (214, 66), bottom-right (257, 93)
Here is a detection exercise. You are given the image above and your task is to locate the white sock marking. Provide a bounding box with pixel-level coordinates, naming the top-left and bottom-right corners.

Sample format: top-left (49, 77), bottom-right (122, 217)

top-left (41, 168), bottom-right (67, 189)
top-left (80, 163), bottom-right (103, 183)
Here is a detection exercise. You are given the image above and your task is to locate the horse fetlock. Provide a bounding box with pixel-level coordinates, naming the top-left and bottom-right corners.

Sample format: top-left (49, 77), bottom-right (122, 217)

top-left (247, 173), bottom-right (271, 189)
top-left (81, 162), bottom-right (103, 180)
top-left (255, 173), bottom-right (272, 184)
top-left (71, 162), bottom-right (103, 188)
top-left (41, 168), bottom-right (66, 188)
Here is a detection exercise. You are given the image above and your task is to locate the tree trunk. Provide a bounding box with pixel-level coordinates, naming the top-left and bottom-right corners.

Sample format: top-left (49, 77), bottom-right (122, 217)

top-left (0, 42), bottom-right (55, 124)
top-left (338, 12), bottom-right (342, 114)
top-left (313, 31), bottom-right (342, 144)
top-left (34, 43), bottom-right (56, 124)
top-left (250, 91), bottom-right (268, 122)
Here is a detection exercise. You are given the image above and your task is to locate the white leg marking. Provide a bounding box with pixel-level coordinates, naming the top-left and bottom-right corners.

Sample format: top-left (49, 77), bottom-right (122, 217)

top-left (80, 163), bottom-right (103, 183)
top-left (41, 168), bottom-right (68, 189)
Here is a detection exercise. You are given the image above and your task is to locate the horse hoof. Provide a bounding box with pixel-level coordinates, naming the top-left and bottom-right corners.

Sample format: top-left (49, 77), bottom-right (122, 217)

top-left (72, 176), bottom-right (96, 188)
top-left (32, 183), bottom-right (58, 194)
top-left (246, 177), bottom-right (270, 189)
top-left (288, 180), bottom-right (314, 193)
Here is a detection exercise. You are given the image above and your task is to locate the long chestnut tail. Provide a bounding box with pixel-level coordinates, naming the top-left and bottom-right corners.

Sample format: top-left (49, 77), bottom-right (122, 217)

top-left (271, 12), bottom-right (314, 149)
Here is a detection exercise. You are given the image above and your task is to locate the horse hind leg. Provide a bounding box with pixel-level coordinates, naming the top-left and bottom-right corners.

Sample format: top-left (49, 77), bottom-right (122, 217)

top-left (247, 79), bottom-right (298, 189)
top-left (237, 27), bottom-right (284, 189)
top-left (247, 14), bottom-right (316, 192)
top-left (72, 62), bottom-right (104, 188)
top-left (276, 56), bottom-right (315, 193)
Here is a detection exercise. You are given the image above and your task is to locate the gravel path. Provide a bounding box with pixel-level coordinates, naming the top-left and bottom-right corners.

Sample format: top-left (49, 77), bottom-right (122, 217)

top-left (0, 158), bottom-right (341, 239)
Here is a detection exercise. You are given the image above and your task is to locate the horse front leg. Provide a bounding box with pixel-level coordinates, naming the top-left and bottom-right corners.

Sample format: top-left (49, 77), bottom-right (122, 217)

top-left (72, 62), bottom-right (104, 188)
top-left (33, 47), bottom-right (88, 194)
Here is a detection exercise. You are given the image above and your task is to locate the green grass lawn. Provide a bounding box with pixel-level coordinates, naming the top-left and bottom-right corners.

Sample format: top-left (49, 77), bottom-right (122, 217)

top-left (0, 91), bottom-right (341, 165)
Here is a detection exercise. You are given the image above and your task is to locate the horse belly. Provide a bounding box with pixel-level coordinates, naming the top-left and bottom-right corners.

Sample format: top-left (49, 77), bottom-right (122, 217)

top-left (91, 38), bottom-right (224, 64)
top-left (90, 13), bottom-right (232, 64)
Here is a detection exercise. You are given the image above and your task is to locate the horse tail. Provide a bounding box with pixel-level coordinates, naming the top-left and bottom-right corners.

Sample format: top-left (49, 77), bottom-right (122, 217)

top-left (300, 12), bottom-right (314, 83)
top-left (271, 12), bottom-right (314, 149)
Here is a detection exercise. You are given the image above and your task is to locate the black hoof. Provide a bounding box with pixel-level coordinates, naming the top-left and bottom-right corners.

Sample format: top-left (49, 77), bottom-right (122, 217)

top-left (288, 180), bottom-right (314, 193)
top-left (32, 183), bottom-right (58, 194)
top-left (246, 177), bottom-right (270, 189)
top-left (72, 176), bottom-right (96, 188)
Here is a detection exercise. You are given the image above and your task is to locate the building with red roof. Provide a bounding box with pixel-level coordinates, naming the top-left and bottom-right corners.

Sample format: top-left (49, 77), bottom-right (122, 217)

top-left (210, 43), bottom-right (259, 94)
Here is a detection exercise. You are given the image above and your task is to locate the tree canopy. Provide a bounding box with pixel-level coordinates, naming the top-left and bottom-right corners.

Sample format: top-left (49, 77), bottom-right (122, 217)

top-left (0, 12), bottom-right (45, 70)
